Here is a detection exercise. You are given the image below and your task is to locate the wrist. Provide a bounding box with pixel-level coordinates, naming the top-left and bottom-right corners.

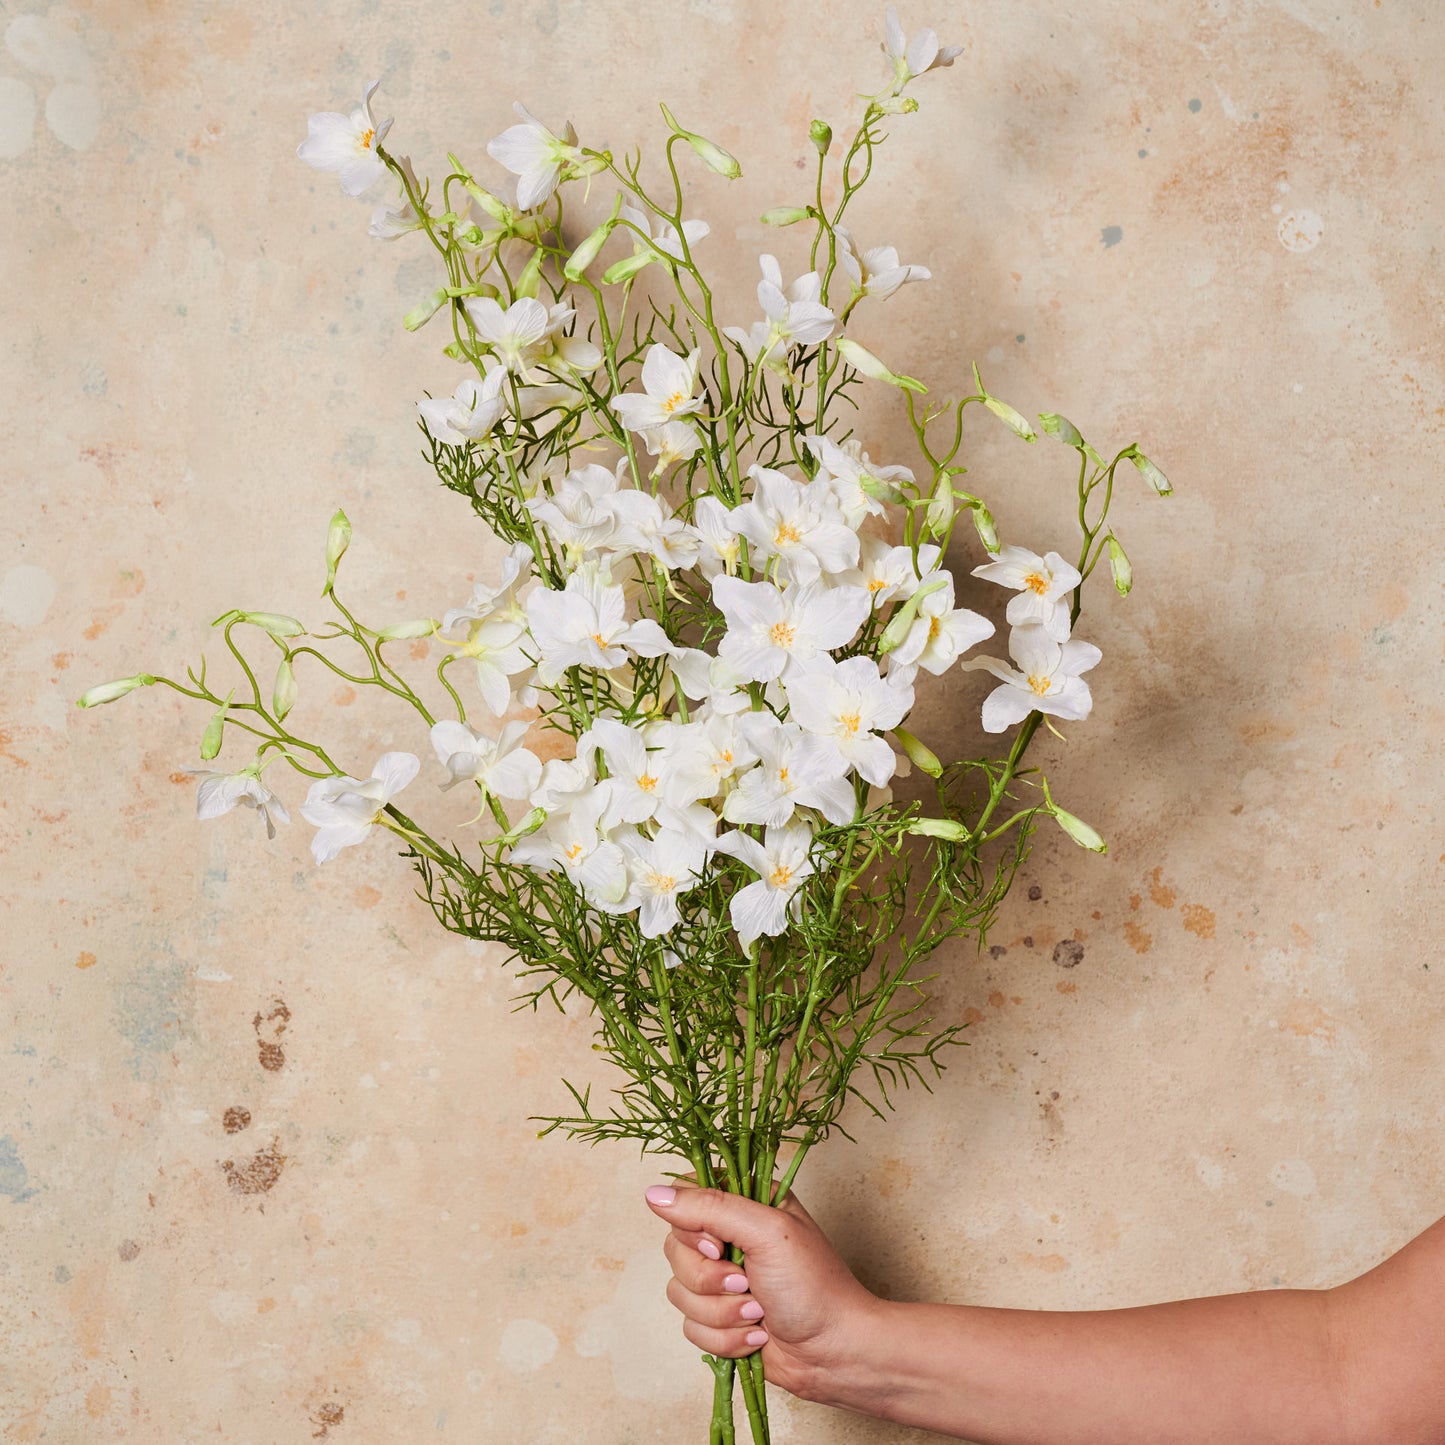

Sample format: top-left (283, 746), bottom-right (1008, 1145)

top-left (799, 1293), bottom-right (914, 1417)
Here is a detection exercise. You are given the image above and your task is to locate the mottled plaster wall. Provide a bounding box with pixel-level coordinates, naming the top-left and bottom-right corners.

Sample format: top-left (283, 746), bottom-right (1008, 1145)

top-left (2, 0), bottom-right (1442, 1440)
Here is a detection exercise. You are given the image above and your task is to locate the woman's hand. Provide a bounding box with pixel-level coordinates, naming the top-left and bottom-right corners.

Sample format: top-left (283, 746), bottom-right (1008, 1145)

top-left (644, 1180), bottom-right (882, 1403)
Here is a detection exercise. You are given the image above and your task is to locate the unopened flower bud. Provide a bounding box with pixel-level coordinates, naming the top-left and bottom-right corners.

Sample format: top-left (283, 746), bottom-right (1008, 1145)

top-left (237, 611), bottom-right (306, 639)
top-left (1126, 447), bottom-right (1172, 496)
top-left (563, 194), bottom-right (624, 282)
top-left (464, 180), bottom-right (512, 223)
top-left (508, 806), bottom-right (547, 839)
top-left (324, 509), bottom-right (351, 596)
top-left (907, 816), bottom-right (969, 841)
top-left (893, 727), bottom-right (943, 778)
top-left (761, 206), bottom-right (810, 227)
top-left (272, 656), bottom-right (297, 721)
top-left (602, 251), bottom-right (656, 285)
top-left (1052, 805), bottom-right (1107, 853)
top-left (199, 691), bottom-right (232, 761)
top-left (878, 576), bottom-right (948, 652)
top-left (874, 95), bottom-right (920, 115)
top-left (1038, 412), bottom-right (1084, 447)
top-left (377, 617), bottom-right (439, 641)
top-left (403, 287), bottom-right (450, 332)
top-left (809, 118), bottom-right (833, 155)
top-left (836, 338), bottom-right (926, 393)
top-left (514, 248), bottom-right (545, 300)
top-left (76, 673), bottom-right (156, 708)
top-left (1105, 533), bottom-right (1132, 596)
top-left (970, 502), bottom-right (999, 552)
top-left (973, 362), bottom-right (1036, 441)
top-left (859, 473), bottom-right (906, 506)
top-left (659, 102), bottom-right (742, 179)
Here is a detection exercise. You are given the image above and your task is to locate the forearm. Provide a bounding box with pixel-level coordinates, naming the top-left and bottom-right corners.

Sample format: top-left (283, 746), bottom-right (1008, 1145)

top-left (814, 1286), bottom-right (1360, 1445)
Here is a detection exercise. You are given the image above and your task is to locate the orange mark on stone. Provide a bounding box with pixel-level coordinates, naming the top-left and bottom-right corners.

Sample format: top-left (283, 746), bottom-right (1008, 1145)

top-left (1148, 867), bottom-right (1176, 910)
top-left (1279, 998), bottom-right (1336, 1045)
top-left (257, 1297), bottom-right (276, 1313)
top-left (1091, 909), bottom-right (1102, 920)
top-left (352, 886), bottom-right (382, 910)
top-left (509, 1221), bottom-right (529, 1237)
top-left (1128, 893), bottom-right (1141, 912)
top-left (253, 999), bottom-right (291, 1072)
top-left (85, 1383), bottom-right (112, 1419)
top-left (168, 771), bottom-right (192, 785)
top-left (1020, 1252), bottom-right (1069, 1273)
top-left (76, 951), bottom-right (97, 970)
top-left (0, 727), bottom-right (28, 768)
top-left (1056, 981), bottom-right (1077, 994)
top-left (331, 685), bottom-right (357, 706)
top-left (222, 1105), bottom-right (251, 1134)
top-left (987, 990), bottom-right (1007, 1008)
top-left (220, 1140), bottom-right (287, 1195)
top-left (52, 651), bottom-right (72, 671)
top-left (1181, 904), bottom-right (1216, 938)
top-left (873, 1157), bottom-right (917, 1200)
top-left (961, 1006), bottom-right (986, 1025)
top-left (1291, 922), bottom-right (1312, 950)
top-left (110, 569), bottom-right (146, 599)
top-left (593, 1256), bottom-right (626, 1272)
top-left (1375, 580), bottom-right (1409, 622)
top-left (408, 640), bottom-right (430, 661)
top-left (1238, 717), bottom-right (1296, 746)
top-left (1123, 920), bottom-right (1153, 954)
top-left (117, 1239), bottom-right (140, 1261)
top-left (82, 604), bottom-right (124, 641)
top-left (310, 1401), bottom-right (346, 1439)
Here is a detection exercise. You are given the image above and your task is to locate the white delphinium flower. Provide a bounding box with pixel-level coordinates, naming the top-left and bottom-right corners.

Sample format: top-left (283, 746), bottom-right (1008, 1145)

top-left (618, 201), bottom-right (710, 264)
top-left (429, 718), bottom-right (542, 798)
top-left (485, 102), bottom-right (585, 210)
top-left (693, 496), bottom-right (740, 577)
top-left (526, 462), bottom-right (623, 556)
top-left (297, 80), bottom-right (393, 196)
top-left (669, 648), bottom-right (753, 714)
top-left (301, 752), bottom-right (419, 864)
top-left (714, 823), bottom-right (817, 946)
top-left (840, 537), bottom-right (941, 607)
top-left (728, 465), bottom-right (859, 583)
top-left (616, 828), bottom-right (708, 937)
top-left (785, 655), bottom-right (914, 786)
top-left (964, 625), bottom-right (1103, 733)
top-left (882, 7), bottom-right (964, 90)
top-left (526, 565), bottom-right (672, 684)
top-left (611, 344), bottom-right (704, 432)
top-left (608, 489), bottom-right (702, 571)
top-left (724, 255), bottom-right (835, 370)
top-left (587, 719), bottom-right (671, 826)
top-left (454, 618), bottom-right (531, 715)
top-left (442, 542), bottom-right (533, 633)
top-left (663, 713), bottom-right (760, 806)
top-left (971, 544), bottom-right (1081, 643)
top-left (510, 783), bottom-right (627, 905)
top-left (369, 154), bottom-right (425, 239)
top-left (192, 761), bottom-right (290, 840)
top-left (834, 226), bottom-right (931, 302)
top-left (886, 574), bottom-right (995, 679)
top-left (802, 434), bottom-right (915, 529)
top-left (638, 419), bottom-right (704, 471)
top-left (462, 296), bottom-right (552, 376)
top-left (535, 301), bottom-right (603, 377)
top-left (722, 718), bottom-right (855, 827)
top-left (713, 576), bottom-right (870, 682)
top-left (530, 753), bottom-right (596, 814)
top-left (417, 368), bottom-right (508, 446)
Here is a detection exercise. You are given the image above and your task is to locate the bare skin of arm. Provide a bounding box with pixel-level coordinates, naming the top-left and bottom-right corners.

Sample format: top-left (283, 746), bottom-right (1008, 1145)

top-left (645, 1182), bottom-right (1445, 1445)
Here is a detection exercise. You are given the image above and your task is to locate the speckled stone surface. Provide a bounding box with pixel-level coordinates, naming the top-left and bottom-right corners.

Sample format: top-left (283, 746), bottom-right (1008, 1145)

top-left (3, 1), bottom-right (1443, 1439)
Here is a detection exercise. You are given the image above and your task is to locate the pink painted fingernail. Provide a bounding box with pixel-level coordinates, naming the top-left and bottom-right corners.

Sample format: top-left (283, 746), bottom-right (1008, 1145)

top-left (722, 1274), bottom-right (749, 1293)
top-left (745, 1330), bottom-right (769, 1347)
top-left (740, 1300), bottom-right (765, 1321)
top-left (697, 1239), bottom-right (721, 1260)
top-left (645, 1186), bottom-right (676, 1207)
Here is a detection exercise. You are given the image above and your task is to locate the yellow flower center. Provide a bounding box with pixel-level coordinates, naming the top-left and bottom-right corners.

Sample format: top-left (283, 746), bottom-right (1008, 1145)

top-left (768, 621), bottom-right (796, 649)
top-left (1027, 673), bottom-right (1053, 697)
top-left (1024, 570), bottom-right (1050, 596)
top-left (774, 522), bottom-right (802, 547)
top-left (565, 842), bottom-right (586, 862)
top-left (838, 711), bottom-right (862, 737)
top-left (927, 615), bottom-right (942, 643)
top-left (868, 577), bottom-right (889, 593)
top-left (662, 389), bottom-right (689, 414)
top-left (590, 631), bottom-right (608, 647)
top-left (769, 863), bottom-right (795, 889)
top-left (637, 773), bottom-right (658, 793)
top-left (648, 870), bottom-right (677, 892)
top-left (358, 127), bottom-right (376, 151)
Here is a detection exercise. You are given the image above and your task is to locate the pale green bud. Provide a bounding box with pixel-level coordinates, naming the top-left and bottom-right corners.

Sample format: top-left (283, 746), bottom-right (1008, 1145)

top-left (463, 180), bottom-right (512, 223)
top-left (76, 673), bottom-right (155, 708)
top-left (908, 816), bottom-right (969, 841)
top-left (893, 727), bottom-right (943, 778)
top-left (377, 617), bottom-right (440, 641)
top-left (878, 576), bottom-right (948, 653)
top-left (972, 361), bottom-right (1036, 441)
top-left (199, 690), bottom-right (233, 761)
top-left (602, 251), bottom-right (656, 285)
top-left (403, 287), bottom-right (450, 332)
top-left (970, 501), bottom-right (999, 552)
top-left (563, 194), bottom-right (624, 282)
top-left (1106, 533), bottom-right (1133, 596)
top-left (500, 806), bottom-right (547, 844)
top-left (923, 480), bottom-right (954, 539)
top-left (237, 611), bottom-right (305, 639)
top-left (761, 206), bottom-right (811, 227)
top-left (836, 338), bottom-right (927, 393)
top-left (659, 102), bottom-right (742, 178)
top-left (272, 656), bottom-right (297, 721)
top-left (874, 95), bottom-right (920, 115)
top-left (859, 473), bottom-right (906, 506)
top-left (809, 119), bottom-right (833, 156)
top-left (324, 509), bottom-right (351, 596)
top-left (1038, 411), bottom-right (1084, 447)
top-left (1052, 805), bottom-right (1107, 853)
top-left (1126, 447), bottom-right (1172, 496)
top-left (514, 248), bottom-right (545, 300)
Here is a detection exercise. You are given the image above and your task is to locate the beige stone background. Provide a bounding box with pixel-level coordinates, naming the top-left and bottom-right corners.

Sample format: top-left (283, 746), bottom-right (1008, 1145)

top-left (2, 0), bottom-right (1442, 1439)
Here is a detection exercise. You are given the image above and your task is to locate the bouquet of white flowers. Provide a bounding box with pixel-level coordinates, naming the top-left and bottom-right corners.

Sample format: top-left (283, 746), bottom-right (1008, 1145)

top-left (80, 9), bottom-right (1170, 1439)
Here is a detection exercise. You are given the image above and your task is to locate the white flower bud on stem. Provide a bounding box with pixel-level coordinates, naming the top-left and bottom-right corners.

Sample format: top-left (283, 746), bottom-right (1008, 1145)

top-left (893, 727), bottom-right (943, 777)
top-left (1124, 445), bottom-right (1172, 496)
top-left (837, 338), bottom-right (926, 393)
top-left (76, 674), bottom-right (156, 708)
top-left (1105, 533), bottom-right (1132, 596)
top-left (659, 103), bottom-right (742, 178)
top-left (324, 509), bottom-right (351, 596)
top-left (272, 657), bottom-right (297, 721)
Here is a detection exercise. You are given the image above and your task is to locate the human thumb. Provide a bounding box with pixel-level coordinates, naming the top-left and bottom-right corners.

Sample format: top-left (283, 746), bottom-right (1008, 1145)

top-left (644, 1182), bottom-right (783, 1253)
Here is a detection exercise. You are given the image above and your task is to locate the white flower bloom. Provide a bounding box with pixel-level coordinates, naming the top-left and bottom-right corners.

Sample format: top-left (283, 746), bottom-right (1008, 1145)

top-left (728, 465), bottom-right (859, 584)
top-left (638, 419), bottom-right (703, 470)
top-left (618, 201), bottom-right (710, 263)
top-left (669, 648), bottom-right (753, 714)
top-left (442, 542), bottom-right (533, 634)
top-left (510, 783), bottom-right (628, 905)
top-left (462, 296), bottom-right (552, 375)
top-left (802, 434), bottom-right (914, 529)
top-left (617, 828), bottom-right (708, 937)
top-left (535, 301), bottom-right (603, 377)
top-left (834, 226), bottom-right (931, 301)
top-left (301, 752), bottom-right (419, 864)
top-left (882, 7), bottom-right (964, 89)
top-left (970, 544), bottom-right (1081, 643)
top-left (663, 713), bottom-right (760, 807)
top-left (722, 718), bottom-right (855, 827)
top-left (963, 625), bottom-right (1103, 733)
top-left (611, 344), bottom-right (704, 432)
top-left (887, 574), bottom-right (995, 678)
top-left (529, 753), bottom-right (596, 815)
top-left (724, 254), bottom-right (835, 368)
top-left (526, 565), bottom-right (672, 684)
top-left (715, 823), bottom-right (816, 946)
top-left (526, 462), bottom-right (623, 554)
top-left (369, 154), bottom-right (425, 239)
top-left (485, 102), bottom-right (583, 211)
top-left (693, 496), bottom-right (740, 577)
top-left (417, 368), bottom-right (508, 446)
top-left (840, 537), bottom-right (941, 607)
top-left (443, 611), bottom-right (531, 715)
top-left (784, 655), bottom-right (913, 787)
top-left (429, 718), bottom-right (542, 798)
top-left (297, 79), bottom-right (393, 197)
top-left (713, 575), bottom-right (870, 683)
top-left (607, 489), bottom-right (702, 571)
top-left (192, 764), bottom-right (290, 840)
top-left (587, 718), bottom-right (671, 827)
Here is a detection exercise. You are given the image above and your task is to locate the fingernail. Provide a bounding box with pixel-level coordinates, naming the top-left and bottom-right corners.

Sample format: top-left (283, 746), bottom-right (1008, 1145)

top-left (740, 1300), bottom-right (765, 1321)
top-left (645, 1186), bottom-right (676, 1207)
top-left (697, 1239), bottom-right (721, 1260)
top-left (722, 1274), bottom-right (749, 1294)
top-left (745, 1330), bottom-right (769, 1347)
